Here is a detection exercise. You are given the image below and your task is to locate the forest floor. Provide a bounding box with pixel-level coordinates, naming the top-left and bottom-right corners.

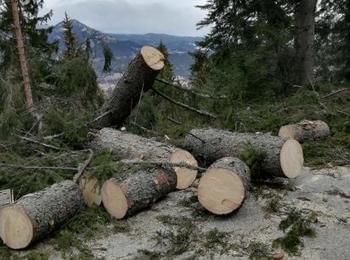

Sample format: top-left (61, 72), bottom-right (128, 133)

top-left (1, 165), bottom-right (349, 260)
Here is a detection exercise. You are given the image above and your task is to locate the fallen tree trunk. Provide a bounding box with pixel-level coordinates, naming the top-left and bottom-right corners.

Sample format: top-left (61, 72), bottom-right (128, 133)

top-left (0, 180), bottom-right (83, 249)
top-left (198, 157), bottom-right (250, 215)
top-left (92, 128), bottom-right (198, 189)
top-left (278, 120), bottom-right (330, 142)
top-left (184, 128), bottom-right (304, 178)
top-left (90, 46), bottom-right (165, 129)
top-left (101, 166), bottom-right (177, 219)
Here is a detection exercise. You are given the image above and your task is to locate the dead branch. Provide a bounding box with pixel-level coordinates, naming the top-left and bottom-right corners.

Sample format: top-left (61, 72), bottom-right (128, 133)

top-left (16, 135), bottom-right (61, 151)
top-left (151, 87), bottom-right (217, 119)
top-left (322, 88), bottom-right (349, 99)
top-left (156, 78), bottom-right (227, 99)
top-left (73, 149), bottom-right (94, 183)
top-left (167, 117), bottom-right (182, 125)
top-left (0, 164), bottom-right (78, 171)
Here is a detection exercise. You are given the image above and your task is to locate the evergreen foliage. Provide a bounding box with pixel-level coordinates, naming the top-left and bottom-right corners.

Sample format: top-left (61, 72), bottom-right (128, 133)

top-left (62, 13), bottom-right (79, 60)
top-left (102, 41), bottom-right (114, 73)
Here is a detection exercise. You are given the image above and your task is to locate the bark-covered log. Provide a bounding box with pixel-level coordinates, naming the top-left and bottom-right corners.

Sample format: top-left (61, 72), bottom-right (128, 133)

top-left (92, 128), bottom-right (198, 189)
top-left (198, 157), bottom-right (250, 215)
top-left (278, 120), bottom-right (330, 143)
top-left (184, 128), bottom-right (304, 178)
top-left (90, 46), bottom-right (165, 129)
top-left (101, 166), bottom-right (177, 219)
top-left (0, 181), bottom-right (83, 249)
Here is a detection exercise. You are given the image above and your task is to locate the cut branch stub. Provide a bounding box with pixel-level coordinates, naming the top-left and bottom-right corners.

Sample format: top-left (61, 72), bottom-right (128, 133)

top-left (101, 166), bottom-right (177, 219)
top-left (198, 157), bottom-right (251, 215)
top-left (0, 181), bottom-right (83, 249)
top-left (90, 46), bottom-right (165, 129)
top-left (278, 120), bottom-right (330, 143)
top-left (184, 128), bottom-right (304, 178)
top-left (92, 128), bottom-right (198, 189)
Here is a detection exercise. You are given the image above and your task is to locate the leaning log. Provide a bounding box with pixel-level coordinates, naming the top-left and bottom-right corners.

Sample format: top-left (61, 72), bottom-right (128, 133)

top-left (278, 120), bottom-right (330, 143)
top-left (101, 166), bottom-right (177, 219)
top-left (198, 157), bottom-right (251, 215)
top-left (184, 128), bottom-right (304, 178)
top-left (92, 128), bottom-right (198, 189)
top-left (0, 180), bottom-right (83, 249)
top-left (90, 46), bottom-right (165, 129)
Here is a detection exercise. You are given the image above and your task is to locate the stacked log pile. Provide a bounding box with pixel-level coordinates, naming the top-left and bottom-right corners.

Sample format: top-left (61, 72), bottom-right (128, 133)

top-left (0, 44), bottom-right (329, 250)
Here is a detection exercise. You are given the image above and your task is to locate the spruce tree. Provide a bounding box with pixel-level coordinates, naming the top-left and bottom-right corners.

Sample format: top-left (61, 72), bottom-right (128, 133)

top-left (63, 13), bottom-right (79, 59)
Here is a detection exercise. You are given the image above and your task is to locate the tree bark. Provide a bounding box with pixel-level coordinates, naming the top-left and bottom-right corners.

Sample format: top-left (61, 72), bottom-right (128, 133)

top-left (92, 128), bottom-right (198, 189)
top-left (101, 166), bottom-right (177, 219)
top-left (294, 0), bottom-right (317, 86)
top-left (278, 120), bottom-right (330, 142)
top-left (184, 128), bottom-right (304, 178)
top-left (0, 180), bottom-right (83, 249)
top-left (90, 46), bottom-right (164, 129)
top-left (198, 157), bottom-right (251, 215)
top-left (10, 0), bottom-right (34, 111)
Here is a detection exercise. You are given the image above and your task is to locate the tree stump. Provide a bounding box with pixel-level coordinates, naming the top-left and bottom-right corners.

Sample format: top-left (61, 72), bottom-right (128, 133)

top-left (185, 128), bottom-right (304, 178)
top-left (101, 166), bottom-right (177, 219)
top-left (90, 46), bottom-right (165, 129)
top-left (278, 120), bottom-right (330, 142)
top-left (92, 128), bottom-right (198, 189)
top-left (0, 181), bottom-right (83, 249)
top-left (198, 157), bottom-right (251, 215)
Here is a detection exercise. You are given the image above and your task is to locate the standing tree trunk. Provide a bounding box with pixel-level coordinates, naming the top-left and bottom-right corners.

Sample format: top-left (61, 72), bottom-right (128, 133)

top-left (10, 0), bottom-right (34, 111)
top-left (0, 181), bottom-right (83, 249)
top-left (90, 46), bottom-right (165, 129)
top-left (294, 0), bottom-right (318, 86)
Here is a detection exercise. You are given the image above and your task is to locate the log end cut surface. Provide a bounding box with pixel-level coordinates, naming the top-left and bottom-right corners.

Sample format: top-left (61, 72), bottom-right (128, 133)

top-left (141, 46), bottom-right (165, 71)
top-left (0, 205), bottom-right (33, 249)
top-left (170, 149), bottom-right (198, 189)
top-left (280, 139), bottom-right (304, 178)
top-left (198, 168), bottom-right (245, 215)
top-left (80, 177), bottom-right (102, 208)
top-left (101, 179), bottom-right (128, 220)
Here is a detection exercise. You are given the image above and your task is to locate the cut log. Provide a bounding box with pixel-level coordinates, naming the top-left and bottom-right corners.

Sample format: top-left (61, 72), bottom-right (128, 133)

top-left (90, 46), bottom-right (165, 129)
top-left (184, 128), bottom-right (304, 178)
top-left (79, 177), bottom-right (102, 208)
top-left (92, 128), bottom-right (198, 189)
top-left (101, 166), bottom-right (177, 219)
top-left (198, 157), bottom-right (250, 215)
top-left (0, 180), bottom-right (83, 249)
top-left (278, 120), bottom-right (330, 143)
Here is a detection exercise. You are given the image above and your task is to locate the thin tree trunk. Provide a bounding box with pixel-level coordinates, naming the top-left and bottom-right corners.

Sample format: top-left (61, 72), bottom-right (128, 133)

top-left (294, 0), bottom-right (317, 86)
top-left (10, 0), bottom-right (34, 111)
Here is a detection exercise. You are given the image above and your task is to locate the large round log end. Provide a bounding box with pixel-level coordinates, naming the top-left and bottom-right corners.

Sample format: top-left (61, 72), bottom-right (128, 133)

top-left (170, 149), bottom-right (198, 189)
top-left (141, 46), bottom-right (165, 71)
top-left (0, 205), bottom-right (33, 249)
top-left (101, 179), bottom-right (128, 220)
top-left (198, 168), bottom-right (245, 215)
top-left (280, 139), bottom-right (304, 178)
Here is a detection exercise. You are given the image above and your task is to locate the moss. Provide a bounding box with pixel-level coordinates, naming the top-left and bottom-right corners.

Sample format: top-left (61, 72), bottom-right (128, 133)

top-left (263, 197), bottom-right (282, 214)
top-left (202, 228), bottom-right (227, 249)
top-left (136, 249), bottom-right (162, 259)
top-left (176, 195), bottom-right (198, 208)
top-left (273, 209), bottom-right (317, 255)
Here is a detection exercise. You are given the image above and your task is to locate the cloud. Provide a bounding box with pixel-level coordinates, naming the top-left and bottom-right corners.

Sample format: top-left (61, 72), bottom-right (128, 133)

top-left (41, 0), bottom-right (209, 36)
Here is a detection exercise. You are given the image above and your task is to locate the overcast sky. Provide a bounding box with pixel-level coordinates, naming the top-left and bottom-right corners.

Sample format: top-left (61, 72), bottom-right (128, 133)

top-left (41, 0), bottom-right (209, 36)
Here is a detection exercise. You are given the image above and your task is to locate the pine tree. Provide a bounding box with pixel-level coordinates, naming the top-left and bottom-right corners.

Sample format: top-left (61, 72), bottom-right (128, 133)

top-left (102, 41), bottom-right (113, 73)
top-left (63, 13), bottom-right (79, 59)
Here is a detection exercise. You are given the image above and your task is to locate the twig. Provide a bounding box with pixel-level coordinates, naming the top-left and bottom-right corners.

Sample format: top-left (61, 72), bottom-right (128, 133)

top-left (43, 133), bottom-right (64, 141)
top-left (156, 78), bottom-right (227, 99)
top-left (322, 88), bottom-right (349, 99)
top-left (151, 87), bottom-right (217, 119)
top-left (129, 122), bottom-right (160, 136)
top-left (73, 149), bottom-right (94, 183)
top-left (120, 159), bottom-right (207, 173)
top-left (0, 164), bottom-right (78, 171)
top-left (16, 135), bottom-right (62, 151)
top-left (167, 117), bottom-right (182, 125)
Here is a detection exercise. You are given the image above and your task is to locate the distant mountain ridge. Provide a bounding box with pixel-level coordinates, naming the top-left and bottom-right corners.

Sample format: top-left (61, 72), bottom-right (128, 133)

top-left (49, 19), bottom-right (202, 78)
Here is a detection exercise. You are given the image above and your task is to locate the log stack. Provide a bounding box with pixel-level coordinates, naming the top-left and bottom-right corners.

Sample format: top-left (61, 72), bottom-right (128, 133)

top-left (185, 128), bottom-right (304, 178)
top-left (0, 181), bottom-right (83, 249)
top-left (198, 157), bottom-right (250, 215)
top-left (278, 120), bottom-right (330, 142)
top-left (92, 128), bottom-right (198, 189)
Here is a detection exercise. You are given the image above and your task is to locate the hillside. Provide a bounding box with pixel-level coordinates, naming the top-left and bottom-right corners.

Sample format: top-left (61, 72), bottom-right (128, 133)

top-left (49, 19), bottom-right (201, 78)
